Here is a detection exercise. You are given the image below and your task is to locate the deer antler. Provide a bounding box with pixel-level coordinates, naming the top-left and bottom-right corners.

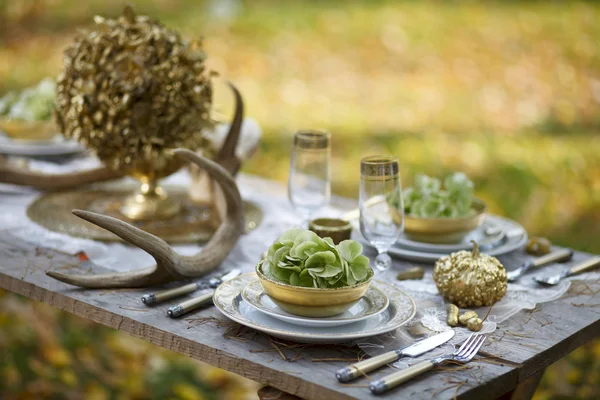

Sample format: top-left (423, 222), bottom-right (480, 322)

top-left (46, 148), bottom-right (244, 288)
top-left (0, 159), bottom-right (125, 190)
top-left (0, 82), bottom-right (244, 189)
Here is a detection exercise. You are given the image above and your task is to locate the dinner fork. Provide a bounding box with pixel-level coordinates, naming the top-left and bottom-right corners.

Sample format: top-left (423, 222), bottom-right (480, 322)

top-left (369, 333), bottom-right (486, 395)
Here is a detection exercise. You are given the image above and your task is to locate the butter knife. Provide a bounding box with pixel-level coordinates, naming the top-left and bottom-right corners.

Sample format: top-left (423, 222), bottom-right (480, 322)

top-left (335, 329), bottom-right (455, 382)
top-left (141, 269), bottom-right (241, 305)
top-left (507, 248), bottom-right (573, 282)
top-left (166, 269), bottom-right (241, 318)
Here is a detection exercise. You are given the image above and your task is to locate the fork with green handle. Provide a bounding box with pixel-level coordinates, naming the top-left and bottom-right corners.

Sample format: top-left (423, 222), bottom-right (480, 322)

top-left (369, 333), bottom-right (486, 395)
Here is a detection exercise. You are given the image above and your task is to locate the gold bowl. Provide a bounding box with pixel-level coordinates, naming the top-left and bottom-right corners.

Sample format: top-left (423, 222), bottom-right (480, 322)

top-left (0, 118), bottom-right (58, 141)
top-left (256, 263), bottom-right (374, 317)
top-left (403, 198), bottom-right (487, 244)
top-left (308, 218), bottom-right (352, 244)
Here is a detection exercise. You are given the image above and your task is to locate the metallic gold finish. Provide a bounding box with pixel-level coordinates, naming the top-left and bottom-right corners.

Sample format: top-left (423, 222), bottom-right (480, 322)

top-left (446, 304), bottom-right (459, 327)
top-left (0, 118), bottom-right (57, 141)
top-left (308, 218), bottom-right (352, 244)
top-left (55, 6), bottom-right (215, 220)
top-left (526, 237), bottom-right (552, 255)
top-left (458, 310), bottom-right (478, 325)
top-left (396, 266), bottom-right (425, 281)
top-left (256, 263), bottom-right (374, 317)
top-left (433, 241), bottom-right (507, 307)
top-left (467, 317), bottom-right (483, 331)
top-left (214, 273), bottom-right (417, 343)
top-left (293, 130), bottom-right (330, 149)
top-left (121, 180), bottom-right (181, 220)
top-left (27, 187), bottom-right (263, 243)
top-left (360, 155), bottom-right (399, 176)
top-left (404, 198), bottom-right (487, 243)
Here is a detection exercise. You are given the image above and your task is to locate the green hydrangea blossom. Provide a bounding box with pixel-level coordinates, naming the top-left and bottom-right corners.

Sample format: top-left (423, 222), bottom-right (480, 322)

top-left (403, 172), bottom-right (474, 218)
top-left (262, 229), bottom-right (371, 288)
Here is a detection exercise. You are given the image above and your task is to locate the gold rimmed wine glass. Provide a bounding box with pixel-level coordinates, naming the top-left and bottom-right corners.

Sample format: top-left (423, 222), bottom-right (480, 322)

top-left (359, 155), bottom-right (404, 271)
top-left (288, 130), bottom-right (331, 227)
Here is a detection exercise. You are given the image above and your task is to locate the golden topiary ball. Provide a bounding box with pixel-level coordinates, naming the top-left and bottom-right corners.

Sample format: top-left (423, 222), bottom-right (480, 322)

top-left (433, 241), bottom-right (507, 307)
top-left (55, 6), bottom-right (214, 173)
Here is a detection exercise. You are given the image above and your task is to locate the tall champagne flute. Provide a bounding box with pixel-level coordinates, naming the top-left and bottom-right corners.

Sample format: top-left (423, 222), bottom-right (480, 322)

top-left (288, 130), bottom-right (331, 227)
top-left (359, 156), bottom-right (404, 271)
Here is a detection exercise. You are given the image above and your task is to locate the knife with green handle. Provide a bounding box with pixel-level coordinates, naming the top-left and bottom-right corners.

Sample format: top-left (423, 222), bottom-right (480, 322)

top-left (141, 269), bottom-right (240, 305)
top-left (166, 270), bottom-right (242, 318)
top-left (335, 329), bottom-right (455, 382)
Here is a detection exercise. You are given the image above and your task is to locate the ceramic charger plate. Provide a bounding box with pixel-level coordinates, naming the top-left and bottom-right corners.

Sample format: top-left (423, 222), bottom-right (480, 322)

top-left (214, 273), bottom-right (416, 344)
top-left (241, 279), bottom-right (390, 328)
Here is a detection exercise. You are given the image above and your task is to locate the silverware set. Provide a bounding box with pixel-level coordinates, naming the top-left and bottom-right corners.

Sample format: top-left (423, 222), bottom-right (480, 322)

top-left (336, 330), bottom-right (455, 383)
top-left (336, 330), bottom-right (486, 395)
top-left (507, 248), bottom-right (573, 282)
top-left (369, 333), bottom-right (486, 395)
top-left (141, 269), bottom-right (241, 317)
top-left (505, 248), bottom-right (600, 285)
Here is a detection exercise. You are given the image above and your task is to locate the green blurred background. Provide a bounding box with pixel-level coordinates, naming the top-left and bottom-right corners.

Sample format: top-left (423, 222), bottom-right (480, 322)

top-left (0, 0), bottom-right (598, 398)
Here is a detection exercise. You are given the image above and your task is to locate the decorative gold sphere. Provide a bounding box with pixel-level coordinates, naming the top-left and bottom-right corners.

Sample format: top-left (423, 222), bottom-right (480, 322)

top-left (433, 241), bottom-right (507, 307)
top-left (55, 5), bottom-right (214, 174)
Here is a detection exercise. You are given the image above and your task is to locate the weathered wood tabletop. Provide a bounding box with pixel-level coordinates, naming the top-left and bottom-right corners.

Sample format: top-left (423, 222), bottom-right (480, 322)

top-left (0, 175), bottom-right (599, 400)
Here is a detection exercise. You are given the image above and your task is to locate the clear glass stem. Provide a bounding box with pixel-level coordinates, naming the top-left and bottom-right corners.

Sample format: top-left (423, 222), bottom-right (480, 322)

top-left (300, 210), bottom-right (312, 229)
top-left (375, 250), bottom-right (392, 272)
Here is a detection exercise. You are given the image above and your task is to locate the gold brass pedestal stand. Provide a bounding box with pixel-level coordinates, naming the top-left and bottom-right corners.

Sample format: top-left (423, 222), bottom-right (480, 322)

top-left (120, 180), bottom-right (182, 221)
top-left (27, 186), bottom-right (262, 244)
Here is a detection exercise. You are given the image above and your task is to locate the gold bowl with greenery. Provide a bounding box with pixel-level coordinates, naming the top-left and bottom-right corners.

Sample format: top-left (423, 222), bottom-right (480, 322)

top-left (403, 198), bottom-right (487, 243)
top-left (256, 262), bottom-right (373, 317)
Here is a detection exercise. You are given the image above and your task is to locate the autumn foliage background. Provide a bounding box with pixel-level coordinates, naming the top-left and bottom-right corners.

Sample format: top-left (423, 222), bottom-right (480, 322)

top-left (0, 0), bottom-right (599, 399)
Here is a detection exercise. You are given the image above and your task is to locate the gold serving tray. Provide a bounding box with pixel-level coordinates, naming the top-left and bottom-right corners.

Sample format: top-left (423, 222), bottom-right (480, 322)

top-left (27, 188), bottom-right (262, 244)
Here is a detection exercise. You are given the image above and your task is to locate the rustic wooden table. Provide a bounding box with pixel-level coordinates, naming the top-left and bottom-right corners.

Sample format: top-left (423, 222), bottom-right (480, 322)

top-left (0, 176), bottom-right (598, 400)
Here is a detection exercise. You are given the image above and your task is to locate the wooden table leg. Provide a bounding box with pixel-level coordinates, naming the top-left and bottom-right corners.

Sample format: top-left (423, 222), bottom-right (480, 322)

top-left (257, 385), bottom-right (303, 400)
top-left (498, 369), bottom-right (545, 400)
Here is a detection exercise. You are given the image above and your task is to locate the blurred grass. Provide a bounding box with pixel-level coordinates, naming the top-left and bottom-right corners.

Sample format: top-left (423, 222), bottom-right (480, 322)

top-left (0, 0), bottom-right (599, 399)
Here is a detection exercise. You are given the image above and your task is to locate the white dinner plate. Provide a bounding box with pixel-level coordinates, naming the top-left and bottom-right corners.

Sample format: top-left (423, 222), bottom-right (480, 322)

top-left (0, 132), bottom-right (84, 156)
top-left (214, 273), bottom-right (416, 344)
top-left (241, 279), bottom-right (389, 328)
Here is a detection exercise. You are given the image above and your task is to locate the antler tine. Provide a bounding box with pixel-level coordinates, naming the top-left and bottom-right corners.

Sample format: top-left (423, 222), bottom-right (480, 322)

top-left (215, 81), bottom-right (244, 176)
top-left (46, 210), bottom-right (182, 287)
top-left (46, 267), bottom-right (169, 288)
top-left (71, 209), bottom-right (181, 270)
top-left (0, 156), bottom-right (125, 190)
top-left (46, 149), bottom-right (244, 288)
top-left (173, 148), bottom-right (244, 276)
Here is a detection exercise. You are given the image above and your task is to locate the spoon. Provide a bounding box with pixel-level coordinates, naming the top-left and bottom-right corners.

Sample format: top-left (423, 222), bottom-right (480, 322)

top-left (533, 256), bottom-right (600, 286)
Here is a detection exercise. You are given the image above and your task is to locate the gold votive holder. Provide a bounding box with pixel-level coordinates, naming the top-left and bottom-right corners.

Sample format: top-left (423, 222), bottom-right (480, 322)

top-left (309, 218), bottom-right (352, 244)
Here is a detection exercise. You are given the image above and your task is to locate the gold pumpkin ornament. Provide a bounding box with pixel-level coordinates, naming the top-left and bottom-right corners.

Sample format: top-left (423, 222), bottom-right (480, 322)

top-left (433, 241), bottom-right (507, 307)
